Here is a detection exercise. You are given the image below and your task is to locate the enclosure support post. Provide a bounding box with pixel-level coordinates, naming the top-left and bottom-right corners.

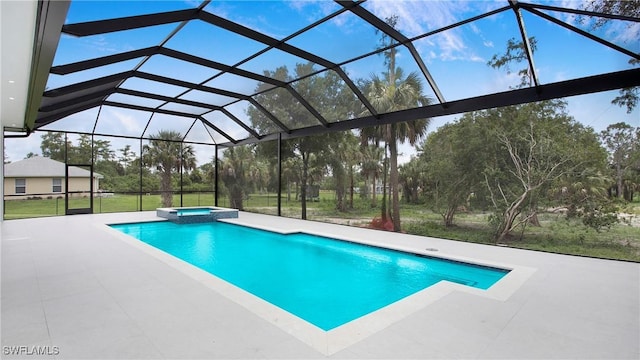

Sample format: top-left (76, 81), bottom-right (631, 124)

top-left (89, 134), bottom-right (94, 213)
top-left (180, 142), bottom-right (183, 207)
top-left (64, 133), bottom-right (69, 214)
top-left (214, 145), bottom-right (219, 207)
top-left (139, 138), bottom-right (143, 211)
top-left (0, 130), bottom-right (3, 221)
top-left (277, 133), bottom-right (282, 217)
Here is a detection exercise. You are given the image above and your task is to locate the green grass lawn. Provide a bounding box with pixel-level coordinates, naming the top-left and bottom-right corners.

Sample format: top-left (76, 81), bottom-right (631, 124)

top-left (4, 191), bottom-right (639, 262)
top-left (403, 215), bottom-right (640, 262)
top-left (3, 193), bottom-right (218, 219)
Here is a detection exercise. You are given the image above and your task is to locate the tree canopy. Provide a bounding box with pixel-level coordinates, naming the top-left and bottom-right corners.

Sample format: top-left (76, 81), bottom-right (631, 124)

top-left (248, 63), bottom-right (357, 219)
top-left (411, 99), bottom-right (612, 241)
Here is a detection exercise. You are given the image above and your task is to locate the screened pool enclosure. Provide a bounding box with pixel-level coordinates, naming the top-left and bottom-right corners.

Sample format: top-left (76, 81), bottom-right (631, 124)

top-left (2, 0), bottom-right (639, 221)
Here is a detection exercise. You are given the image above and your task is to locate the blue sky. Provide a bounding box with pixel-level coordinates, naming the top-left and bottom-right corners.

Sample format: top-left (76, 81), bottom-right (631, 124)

top-left (5, 0), bottom-right (639, 165)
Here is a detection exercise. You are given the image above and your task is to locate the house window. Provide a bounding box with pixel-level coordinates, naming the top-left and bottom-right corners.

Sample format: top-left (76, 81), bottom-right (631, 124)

top-left (52, 178), bottom-right (62, 193)
top-left (15, 179), bottom-right (26, 194)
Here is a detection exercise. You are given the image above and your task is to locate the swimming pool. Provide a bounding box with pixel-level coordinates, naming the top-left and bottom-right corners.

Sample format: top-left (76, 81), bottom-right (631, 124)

top-left (111, 220), bottom-right (509, 331)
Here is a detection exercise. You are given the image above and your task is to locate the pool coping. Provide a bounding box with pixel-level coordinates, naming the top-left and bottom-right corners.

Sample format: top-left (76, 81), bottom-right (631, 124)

top-left (100, 217), bottom-right (536, 356)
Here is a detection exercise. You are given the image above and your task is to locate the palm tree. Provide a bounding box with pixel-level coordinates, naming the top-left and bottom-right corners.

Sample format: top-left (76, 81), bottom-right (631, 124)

top-left (361, 67), bottom-right (431, 231)
top-left (360, 144), bottom-right (383, 208)
top-left (359, 15), bottom-right (432, 231)
top-left (399, 157), bottom-right (425, 204)
top-left (342, 133), bottom-right (362, 209)
top-left (282, 157), bottom-right (301, 202)
top-left (220, 145), bottom-right (255, 210)
top-left (143, 130), bottom-right (196, 207)
top-left (326, 132), bottom-right (360, 211)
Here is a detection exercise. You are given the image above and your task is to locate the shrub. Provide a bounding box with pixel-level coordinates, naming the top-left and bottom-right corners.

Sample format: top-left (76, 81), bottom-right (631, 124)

top-left (369, 217), bottom-right (393, 231)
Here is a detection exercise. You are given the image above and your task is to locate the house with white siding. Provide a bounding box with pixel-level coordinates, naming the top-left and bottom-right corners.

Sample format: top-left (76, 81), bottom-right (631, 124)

top-left (3, 157), bottom-right (102, 200)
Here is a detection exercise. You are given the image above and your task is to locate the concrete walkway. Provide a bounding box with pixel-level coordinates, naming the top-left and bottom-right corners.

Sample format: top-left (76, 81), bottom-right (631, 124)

top-left (1, 211), bottom-right (638, 359)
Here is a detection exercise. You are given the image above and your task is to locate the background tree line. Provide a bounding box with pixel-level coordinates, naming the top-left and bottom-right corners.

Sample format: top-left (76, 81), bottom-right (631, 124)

top-left (33, 132), bottom-right (215, 207)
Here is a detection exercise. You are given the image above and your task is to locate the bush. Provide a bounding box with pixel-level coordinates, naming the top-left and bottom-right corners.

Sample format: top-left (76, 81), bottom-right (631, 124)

top-left (368, 217), bottom-right (393, 231)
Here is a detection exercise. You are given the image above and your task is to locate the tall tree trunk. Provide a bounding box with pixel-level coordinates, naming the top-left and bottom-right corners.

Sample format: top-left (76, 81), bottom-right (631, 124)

top-left (381, 145), bottom-right (388, 221)
top-left (496, 207), bottom-right (520, 243)
top-left (336, 189), bottom-right (345, 211)
top-left (349, 165), bottom-right (354, 209)
top-left (443, 207), bottom-right (456, 227)
top-left (527, 211), bottom-right (541, 227)
top-left (527, 196), bottom-right (541, 227)
top-left (371, 174), bottom-right (377, 208)
top-left (230, 186), bottom-right (244, 210)
top-left (389, 127), bottom-right (401, 232)
top-left (495, 191), bottom-right (529, 243)
top-left (161, 168), bottom-right (173, 207)
top-left (301, 153), bottom-right (308, 220)
top-left (616, 162), bottom-right (624, 199)
top-left (334, 161), bottom-right (345, 212)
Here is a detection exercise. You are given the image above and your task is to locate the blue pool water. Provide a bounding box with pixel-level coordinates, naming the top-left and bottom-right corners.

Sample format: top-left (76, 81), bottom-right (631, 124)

top-left (176, 208), bottom-right (211, 216)
top-left (110, 221), bottom-right (509, 330)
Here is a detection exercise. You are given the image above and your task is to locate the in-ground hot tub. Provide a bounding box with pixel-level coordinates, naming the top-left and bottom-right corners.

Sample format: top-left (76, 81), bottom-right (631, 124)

top-left (156, 206), bottom-right (238, 224)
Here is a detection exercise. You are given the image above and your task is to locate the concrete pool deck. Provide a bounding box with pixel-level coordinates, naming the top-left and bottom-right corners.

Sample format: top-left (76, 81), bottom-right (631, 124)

top-left (1, 211), bottom-right (638, 359)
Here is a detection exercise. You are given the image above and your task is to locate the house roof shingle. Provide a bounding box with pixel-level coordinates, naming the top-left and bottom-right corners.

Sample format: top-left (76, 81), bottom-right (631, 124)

top-left (4, 156), bottom-right (104, 178)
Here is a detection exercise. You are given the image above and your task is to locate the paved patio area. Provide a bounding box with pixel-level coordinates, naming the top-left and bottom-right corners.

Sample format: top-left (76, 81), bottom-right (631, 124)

top-left (1, 211), bottom-right (638, 359)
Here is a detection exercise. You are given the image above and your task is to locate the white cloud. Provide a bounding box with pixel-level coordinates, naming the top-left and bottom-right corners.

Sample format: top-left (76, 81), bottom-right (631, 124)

top-left (4, 135), bottom-right (43, 163)
top-left (435, 32), bottom-right (467, 60)
top-left (204, 2), bottom-right (284, 39)
top-left (105, 107), bottom-right (145, 136)
top-left (203, 2), bottom-right (230, 19)
top-left (469, 54), bottom-right (484, 63)
top-left (288, 0), bottom-right (336, 20)
top-left (558, 0), bottom-right (639, 46)
top-left (560, 0), bottom-right (582, 27)
top-left (469, 23), bottom-right (481, 35)
top-left (183, 0), bottom-right (202, 8)
top-left (367, 0), bottom-right (461, 36)
top-left (606, 21), bottom-right (640, 45)
top-left (330, 12), bottom-right (350, 29)
top-left (84, 35), bottom-right (120, 54)
top-left (366, 0), bottom-right (489, 64)
top-left (551, 69), bottom-right (569, 83)
top-left (483, 71), bottom-right (521, 93)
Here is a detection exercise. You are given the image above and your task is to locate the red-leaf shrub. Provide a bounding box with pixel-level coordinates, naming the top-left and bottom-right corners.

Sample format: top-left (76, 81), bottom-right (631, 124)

top-left (368, 217), bottom-right (394, 231)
